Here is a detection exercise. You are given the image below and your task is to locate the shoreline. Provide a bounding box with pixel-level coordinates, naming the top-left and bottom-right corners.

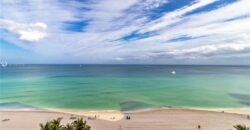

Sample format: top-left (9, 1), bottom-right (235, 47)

top-left (1, 107), bottom-right (250, 130)
top-left (1, 107), bottom-right (250, 121)
top-left (1, 106), bottom-right (250, 113)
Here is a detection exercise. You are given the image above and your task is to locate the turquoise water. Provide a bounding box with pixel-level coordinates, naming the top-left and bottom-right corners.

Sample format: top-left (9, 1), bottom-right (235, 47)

top-left (0, 65), bottom-right (250, 111)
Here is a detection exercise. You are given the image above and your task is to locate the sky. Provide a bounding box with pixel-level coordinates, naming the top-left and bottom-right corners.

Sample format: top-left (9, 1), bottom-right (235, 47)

top-left (0, 0), bottom-right (250, 64)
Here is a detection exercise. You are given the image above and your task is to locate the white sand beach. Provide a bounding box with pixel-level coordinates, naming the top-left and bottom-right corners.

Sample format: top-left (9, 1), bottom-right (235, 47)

top-left (1, 108), bottom-right (250, 130)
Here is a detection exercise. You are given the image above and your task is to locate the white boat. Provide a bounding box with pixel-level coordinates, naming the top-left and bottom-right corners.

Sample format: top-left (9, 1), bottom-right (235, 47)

top-left (171, 71), bottom-right (176, 75)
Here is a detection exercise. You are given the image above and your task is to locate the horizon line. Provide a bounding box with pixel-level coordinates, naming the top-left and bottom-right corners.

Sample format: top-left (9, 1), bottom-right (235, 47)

top-left (4, 64), bottom-right (250, 66)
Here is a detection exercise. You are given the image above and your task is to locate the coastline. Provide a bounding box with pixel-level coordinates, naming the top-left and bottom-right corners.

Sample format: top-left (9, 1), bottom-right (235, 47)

top-left (1, 107), bottom-right (250, 121)
top-left (1, 107), bottom-right (250, 130)
top-left (47, 107), bottom-right (250, 122)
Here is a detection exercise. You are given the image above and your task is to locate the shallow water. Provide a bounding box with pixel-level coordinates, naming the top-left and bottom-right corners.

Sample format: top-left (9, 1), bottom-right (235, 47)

top-left (0, 65), bottom-right (250, 111)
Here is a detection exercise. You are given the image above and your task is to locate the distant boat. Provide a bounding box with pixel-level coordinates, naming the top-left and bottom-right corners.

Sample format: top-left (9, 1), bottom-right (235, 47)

top-left (171, 71), bottom-right (176, 75)
top-left (1, 60), bottom-right (8, 67)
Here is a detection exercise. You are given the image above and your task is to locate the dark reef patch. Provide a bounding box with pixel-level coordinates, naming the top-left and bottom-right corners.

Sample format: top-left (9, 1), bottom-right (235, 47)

top-left (0, 102), bottom-right (43, 110)
top-left (229, 93), bottom-right (250, 106)
top-left (119, 101), bottom-right (153, 111)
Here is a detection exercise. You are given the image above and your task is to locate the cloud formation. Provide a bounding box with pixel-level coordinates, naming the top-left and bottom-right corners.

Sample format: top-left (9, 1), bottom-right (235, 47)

top-left (0, 19), bottom-right (47, 42)
top-left (0, 0), bottom-right (250, 64)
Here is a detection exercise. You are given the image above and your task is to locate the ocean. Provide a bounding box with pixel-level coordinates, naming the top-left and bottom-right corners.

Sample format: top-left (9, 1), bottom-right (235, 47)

top-left (0, 65), bottom-right (250, 111)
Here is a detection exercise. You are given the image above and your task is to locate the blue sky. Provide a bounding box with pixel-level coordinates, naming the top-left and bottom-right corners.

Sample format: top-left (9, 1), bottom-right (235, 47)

top-left (0, 0), bottom-right (250, 64)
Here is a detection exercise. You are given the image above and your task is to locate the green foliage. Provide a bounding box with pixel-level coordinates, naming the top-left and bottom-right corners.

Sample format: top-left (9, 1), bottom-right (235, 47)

top-left (40, 118), bottom-right (90, 130)
top-left (62, 123), bottom-right (74, 130)
top-left (234, 125), bottom-right (250, 130)
top-left (40, 119), bottom-right (62, 130)
top-left (72, 118), bottom-right (90, 130)
top-left (40, 122), bottom-right (50, 130)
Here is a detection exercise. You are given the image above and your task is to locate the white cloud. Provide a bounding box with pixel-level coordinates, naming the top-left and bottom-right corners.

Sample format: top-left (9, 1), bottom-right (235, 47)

top-left (139, 0), bottom-right (218, 33)
top-left (142, 0), bottom-right (168, 9)
top-left (114, 57), bottom-right (125, 61)
top-left (167, 43), bottom-right (250, 58)
top-left (0, 0), bottom-right (250, 64)
top-left (0, 19), bottom-right (47, 42)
